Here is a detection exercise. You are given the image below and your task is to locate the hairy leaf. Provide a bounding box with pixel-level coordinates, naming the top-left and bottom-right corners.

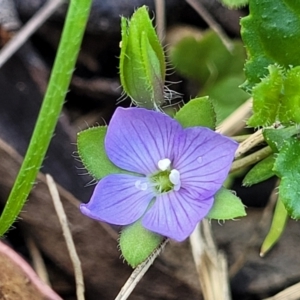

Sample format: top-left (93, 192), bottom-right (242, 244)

top-left (274, 137), bottom-right (300, 219)
top-left (77, 127), bottom-right (126, 180)
top-left (174, 96), bottom-right (216, 129)
top-left (119, 219), bottom-right (164, 268)
top-left (263, 126), bottom-right (299, 152)
top-left (120, 6), bottom-right (165, 108)
top-left (247, 65), bottom-right (283, 127)
top-left (241, 0), bottom-right (300, 91)
top-left (207, 187), bottom-right (246, 220)
top-left (279, 66), bottom-right (300, 124)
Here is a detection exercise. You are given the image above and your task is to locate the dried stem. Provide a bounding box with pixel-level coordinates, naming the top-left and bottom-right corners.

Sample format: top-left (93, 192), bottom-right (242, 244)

top-left (0, 0), bottom-right (64, 68)
top-left (115, 239), bottom-right (168, 300)
top-left (217, 98), bottom-right (252, 136)
top-left (25, 233), bottom-right (51, 286)
top-left (185, 0), bottom-right (234, 52)
top-left (154, 0), bottom-right (165, 43)
top-left (190, 221), bottom-right (231, 300)
top-left (189, 99), bottom-right (253, 299)
top-left (231, 134), bottom-right (252, 143)
top-left (263, 281), bottom-right (300, 300)
top-left (234, 129), bottom-right (264, 159)
top-left (46, 174), bottom-right (85, 300)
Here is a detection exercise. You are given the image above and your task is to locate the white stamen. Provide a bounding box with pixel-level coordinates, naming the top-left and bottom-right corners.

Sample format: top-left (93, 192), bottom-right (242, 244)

top-left (197, 156), bottom-right (203, 164)
top-left (170, 169), bottom-right (181, 191)
top-left (169, 169), bottom-right (181, 185)
top-left (135, 180), bottom-right (148, 191)
top-left (158, 158), bottom-right (171, 171)
top-left (173, 183), bottom-right (181, 191)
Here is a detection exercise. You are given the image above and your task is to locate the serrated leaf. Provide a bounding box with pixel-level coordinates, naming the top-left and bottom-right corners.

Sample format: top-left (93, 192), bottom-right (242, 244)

top-left (207, 187), bottom-right (246, 220)
top-left (279, 66), bottom-right (300, 124)
top-left (241, 0), bottom-right (300, 91)
top-left (174, 96), bottom-right (216, 129)
top-left (243, 154), bottom-right (275, 186)
top-left (119, 219), bottom-right (164, 268)
top-left (263, 126), bottom-right (299, 152)
top-left (274, 137), bottom-right (300, 219)
top-left (220, 0), bottom-right (248, 8)
top-left (247, 65), bottom-right (283, 127)
top-left (77, 127), bottom-right (126, 180)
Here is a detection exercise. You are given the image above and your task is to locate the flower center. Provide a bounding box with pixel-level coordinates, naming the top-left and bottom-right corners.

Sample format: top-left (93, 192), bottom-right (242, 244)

top-left (150, 158), bottom-right (181, 193)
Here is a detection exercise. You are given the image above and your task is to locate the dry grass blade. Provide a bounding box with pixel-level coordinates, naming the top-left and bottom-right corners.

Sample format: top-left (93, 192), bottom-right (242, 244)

top-left (234, 128), bottom-right (264, 159)
top-left (190, 221), bottom-right (231, 300)
top-left (185, 0), bottom-right (233, 52)
top-left (115, 239), bottom-right (168, 300)
top-left (0, 0), bottom-right (64, 68)
top-left (154, 0), bottom-right (165, 42)
top-left (188, 99), bottom-right (253, 300)
top-left (46, 174), bottom-right (85, 300)
top-left (25, 233), bottom-right (51, 286)
top-left (217, 98), bottom-right (252, 136)
top-left (263, 281), bottom-right (300, 300)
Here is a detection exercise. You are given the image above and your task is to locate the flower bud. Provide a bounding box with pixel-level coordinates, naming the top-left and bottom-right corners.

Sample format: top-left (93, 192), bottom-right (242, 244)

top-left (119, 6), bottom-right (166, 109)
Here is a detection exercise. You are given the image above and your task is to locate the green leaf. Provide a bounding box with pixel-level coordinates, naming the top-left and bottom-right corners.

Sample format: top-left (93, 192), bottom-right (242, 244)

top-left (205, 76), bottom-right (249, 123)
top-left (260, 197), bottom-right (288, 257)
top-left (279, 66), bottom-right (300, 124)
top-left (169, 30), bottom-right (249, 123)
top-left (247, 65), bottom-right (283, 127)
top-left (120, 6), bottom-right (165, 109)
top-left (174, 96), bottom-right (216, 129)
top-left (245, 65), bottom-right (300, 127)
top-left (119, 219), bottom-right (164, 268)
top-left (141, 32), bottom-right (165, 104)
top-left (220, 0), bottom-right (248, 8)
top-left (263, 126), bottom-right (299, 152)
top-left (243, 154), bottom-right (275, 186)
top-left (0, 0), bottom-right (93, 236)
top-left (170, 30), bottom-right (245, 83)
top-left (241, 0), bottom-right (300, 91)
top-left (207, 187), bottom-right (246, 220)
top-left (77, 127), bottom-right (126, 180)
top-left (274, 137), bottom-right (300, 219)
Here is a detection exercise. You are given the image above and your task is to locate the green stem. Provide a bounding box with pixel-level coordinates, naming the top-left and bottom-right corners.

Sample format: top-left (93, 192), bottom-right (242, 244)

top-left (0, 0), bottom-right (92, 236)
top-left (230, 146), bottom-right (273, 173)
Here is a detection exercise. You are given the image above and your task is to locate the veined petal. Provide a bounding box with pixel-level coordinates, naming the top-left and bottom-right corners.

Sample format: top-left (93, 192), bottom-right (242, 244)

top-left (173, 127), bottom-right (238, 198)
top-left (80, 174), bottom-right (154, 225)
top-left (105, 107), bottom-right (182, 175)
top-left (142, 190), bottom-right (213, 241)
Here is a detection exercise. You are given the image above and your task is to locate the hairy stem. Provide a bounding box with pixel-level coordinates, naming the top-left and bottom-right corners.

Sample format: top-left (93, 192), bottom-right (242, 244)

top-left (0, 0), bottom-right (92, 235)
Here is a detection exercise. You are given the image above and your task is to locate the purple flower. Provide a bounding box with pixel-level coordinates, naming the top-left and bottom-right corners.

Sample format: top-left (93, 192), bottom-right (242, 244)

top-left (80, 107), bottom-right (238, 242)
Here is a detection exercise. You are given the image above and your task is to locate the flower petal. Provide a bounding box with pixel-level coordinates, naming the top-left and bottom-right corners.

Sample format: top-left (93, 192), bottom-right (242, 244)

top-left (80, 174), bottom-right (154, 225)
top-left (105, 107), bottom-right (182, 175)
top-left (173, 127), bottom-right (238, 198)
top-left (142, 190), bottom-right (214, 241)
